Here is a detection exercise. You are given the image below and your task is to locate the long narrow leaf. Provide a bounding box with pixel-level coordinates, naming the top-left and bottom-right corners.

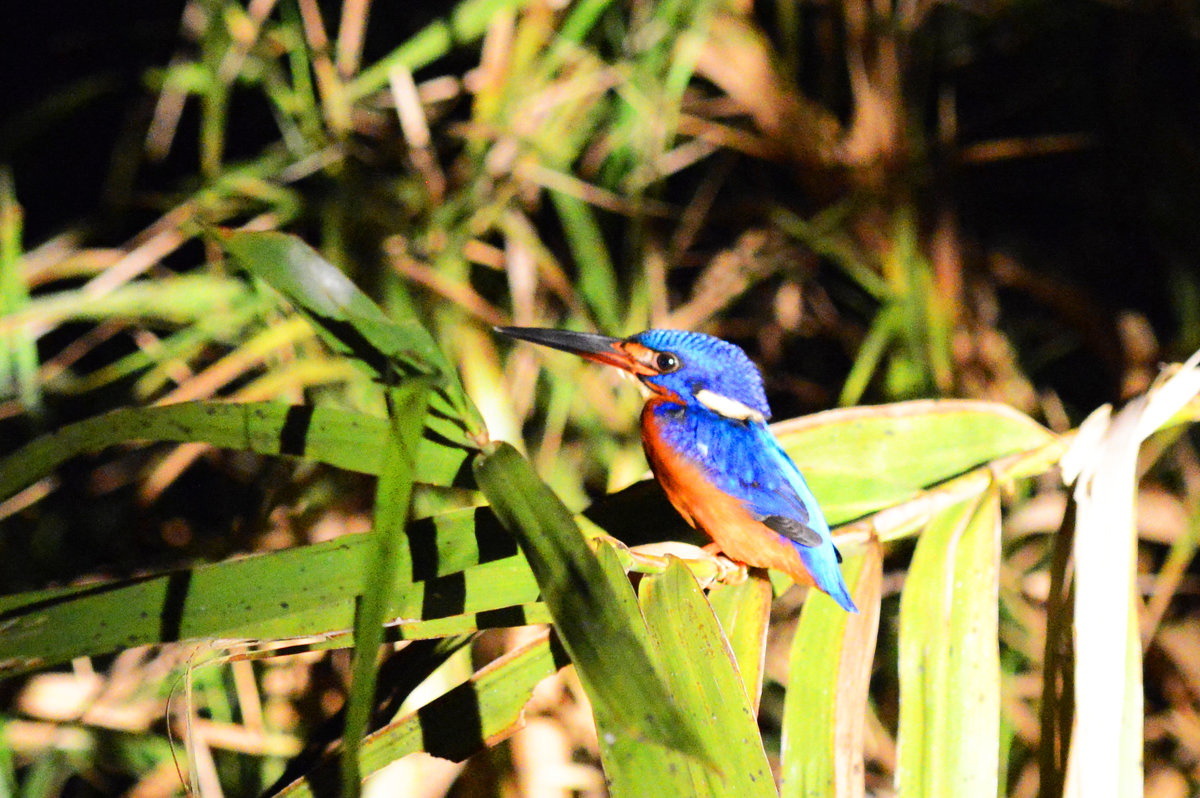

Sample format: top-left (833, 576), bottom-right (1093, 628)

top-left (473, 442), bottom-right (710, 763)
top-left (593, 545), bottom-right (770, 798)
top-left (0, 401), bottom-right (471, 503)
top-left (1061, 349), bottom-right (1200, 797)
top-left (342, 381), bottom-right (430, 795)
top-left (278, 629), bottom-right (567, 797)
top-left (216, 229), bottom-right (485, 440)
top-left (589, 542), bottom-right (697, 795)
top-left (0, 276), bottom-right (250, 336)
top-left (706, 574), bottom-right (773, 712)
top-left (0, 516), bottom-right (542, 674)
top-left (549, 191), bottom-right (621, 333)
top-left (780, 542), bottom-right (882, 798)
top-left (637, 560), bottom-right (776, 797)
top-left (0, 171), bottom-right (38, 412)
top-left (896, 488), bottom-right (1001, 796)
top-left (774, 400), bottom-right (1052, 524)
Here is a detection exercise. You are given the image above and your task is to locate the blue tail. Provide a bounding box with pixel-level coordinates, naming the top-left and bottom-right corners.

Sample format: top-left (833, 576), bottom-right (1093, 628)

top-left (797, 543), bottom-right (858, 613)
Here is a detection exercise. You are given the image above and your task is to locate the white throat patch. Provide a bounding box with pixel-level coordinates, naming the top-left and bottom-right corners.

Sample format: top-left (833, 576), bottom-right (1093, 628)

top-left (694, 389), bottom-right (764, 422)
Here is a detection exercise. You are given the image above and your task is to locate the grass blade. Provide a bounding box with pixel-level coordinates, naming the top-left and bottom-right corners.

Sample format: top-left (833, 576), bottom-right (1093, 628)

top-left (0, 275), bottom-right (250, 335)
top-left (706, 574), bottom-right (773, 712)
top-left (0, 170), bottom-right (38, 412)
top-left (0, 509), bottom-right (545, 674)
top-left (1061, 350), bottom-right (1200, 796)
top-left (0, 401), bottom-right (471, 503)
top-left (593, 545), bottom-right (771, 798)
top-left (577, 542), bottom-right (695, 795)
top-left (341, 381), bottom-right (430, 795)
top-left (896, 488), bottom-right (1001, 797)
top-left (473, 442), bottom-right (711, 764)
top-left (549, 191), bottom-right (621, 333)
top-left (635, 559), bottom-right (777, 797)
top-left (277, 629), bottom-right (567, 797)
top-left (780, 542), bottom-right (882, 798)
top-left (216, 229), bottom-right (485, 441)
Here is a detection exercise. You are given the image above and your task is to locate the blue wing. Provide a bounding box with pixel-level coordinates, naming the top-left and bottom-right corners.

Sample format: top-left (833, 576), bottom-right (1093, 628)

top-left (738, 422), bottom-right (857, 613)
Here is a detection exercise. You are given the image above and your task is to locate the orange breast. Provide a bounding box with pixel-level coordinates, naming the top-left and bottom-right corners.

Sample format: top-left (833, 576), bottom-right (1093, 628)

top-left (640, 403), bottom-right (816, 586)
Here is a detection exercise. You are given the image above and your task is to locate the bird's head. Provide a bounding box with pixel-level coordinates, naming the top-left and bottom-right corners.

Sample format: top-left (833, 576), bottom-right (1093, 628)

top-left (496, 326), bottom-right (771, 422)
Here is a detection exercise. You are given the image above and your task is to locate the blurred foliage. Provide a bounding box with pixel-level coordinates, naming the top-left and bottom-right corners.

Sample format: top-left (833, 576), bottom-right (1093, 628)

top-left (3, 0), bottom-right (1200, 796)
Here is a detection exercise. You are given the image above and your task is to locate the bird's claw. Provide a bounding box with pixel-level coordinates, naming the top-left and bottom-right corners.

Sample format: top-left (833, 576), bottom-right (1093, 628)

top-left (712, 557), bottom-right (749, 586)
top-left (699, 543), bottom-right (748, 586)
top-left (626, 542), bottom-right (747, 589)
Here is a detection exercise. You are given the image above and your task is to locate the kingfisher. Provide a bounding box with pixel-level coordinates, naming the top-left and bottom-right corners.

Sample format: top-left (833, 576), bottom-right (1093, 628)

top-left (497, 326), bottom-right (856, 612)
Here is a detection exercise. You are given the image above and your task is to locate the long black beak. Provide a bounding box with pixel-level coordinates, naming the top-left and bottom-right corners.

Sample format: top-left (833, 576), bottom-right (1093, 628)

top-left (494, 326), bottom-right (635, 371)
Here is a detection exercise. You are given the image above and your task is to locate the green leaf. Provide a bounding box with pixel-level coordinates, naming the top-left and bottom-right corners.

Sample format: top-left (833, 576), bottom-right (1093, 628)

top-left (0, 275), bottom-right (249, 333)
top-left (706, 574), bottom-right (773, 712)
top-left (54, 296), bottom-right (266, 395)
top-left (0, 170), bottom-right (39, 413)
top-left (216, 229), bottom-right (484, 440)
top-left (0, 507), bottom-right (543, 675)
top-left (342, 381), bottom-right (430, 795)
top-left (634, 560), bottom-right (776, 797)
top-left (780, 543), bottom-right (882, 798)
top-left (347, 0), bottom-right (526, 101)
top-left (549, 191), bottom-right (621, 333)
top-left (473, 443), bottom-right (710, 763)
top-left (590, 546), bottom-right (730, 797)
top-left (0, 401), bottom-right (471, 503)
top-left (589, 542), bottom-right (699, 795)
top-left (772, 399), bottom-right (1053, 525)
top-left (839, 304), bottom-right (903, 407)
top-left (896, 488), bottom-right (1001, 797)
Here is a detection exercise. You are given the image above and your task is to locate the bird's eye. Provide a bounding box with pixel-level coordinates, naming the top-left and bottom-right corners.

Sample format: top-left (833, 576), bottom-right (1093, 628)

top-left (655, 352), bottom-right (680, 373)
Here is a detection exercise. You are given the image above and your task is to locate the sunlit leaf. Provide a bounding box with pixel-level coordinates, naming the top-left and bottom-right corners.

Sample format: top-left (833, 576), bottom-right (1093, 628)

top-left (636, 560), bottom-right (775, 797)
top-left (706, 573), bottom-right (772, 712)
top-left (896, 488), bottom-right (1001, 797)
top-left (0, 401), bottom-right (472, 504)
top-left (216, 229), bottom-right (484, 440)
top-left (0, 508), bottom-right (542, 674)
top-left (589, 542), bottom-right (696, 795)
top-left (1062, 350), bottom-right (1200, 797)
top-left (0, 276), bottom-right (250, 334)
top-left (342, 381), bottom-right (430, 795)
top-left (780, 542), bottom-right (882, 798)
top-left (594, 547), bottom-right (772, 798)
top-left (277, 630), bottom-right (568, 797)
top-left (473, 443), bottom-right (711, 764)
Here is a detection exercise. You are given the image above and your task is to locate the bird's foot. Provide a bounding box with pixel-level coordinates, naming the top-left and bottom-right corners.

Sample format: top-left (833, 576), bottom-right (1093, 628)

top-left (715, 559), bottom-right (749, 586)
top-left (626, 542), bottom-right (744, 588)
top-left (698, 543), bottom-right (748, 585)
